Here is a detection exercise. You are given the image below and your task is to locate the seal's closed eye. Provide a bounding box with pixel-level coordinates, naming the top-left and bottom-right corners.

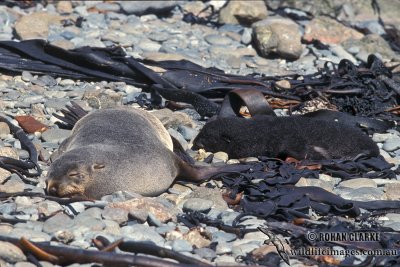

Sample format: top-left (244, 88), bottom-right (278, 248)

top-left (68, 172), bottom-right (80, 177)
top-left (93, 164), bottom-right (105, 169)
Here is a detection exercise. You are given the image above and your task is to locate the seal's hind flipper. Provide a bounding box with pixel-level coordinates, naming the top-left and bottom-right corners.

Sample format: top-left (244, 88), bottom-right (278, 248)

top-left (53, 101), bottom-right (89, 129)
top-left (170, 135), bottom-right (195, 165)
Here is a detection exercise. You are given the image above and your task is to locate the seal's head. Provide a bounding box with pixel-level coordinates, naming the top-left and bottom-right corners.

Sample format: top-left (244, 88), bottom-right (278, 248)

top-left (46, 149), bottom-right (105, 198)
top-left (193, 118), bottom-right (238, 153)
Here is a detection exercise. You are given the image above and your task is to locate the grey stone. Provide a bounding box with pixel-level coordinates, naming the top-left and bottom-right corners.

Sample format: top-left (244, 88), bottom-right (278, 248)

top-left (65, 202), bottom-right (85, 215)
top-left (183, 198), bottom-right (214, 213)
top-left (338, 178), bottom-right (377, 189)
top-left (41, 128), bottom-right (71, 144)
top-left (120, 1), bottom-right (179, 16)
top-left (156, 225), bottom-right (175, 235)
top-left (212, 151), bottom-right (229, 163)
top-left (73, 217), bottom-right (105, 232)
top-left (61, 30), bottom-right (76, 40)
top-left (177, 125), bottom-right (198, 141)
top-left (150, 109), bottom-right (195, 129)
top-left (253, 17), bottom-right (303, 60)
top-left (216, 242), bottom-right (233, 254)
top-left (336, 187), bottom-right (384, 201)
top-left (106, 12), bottom-right (128, 22)
top-left (102, 207), bottom-right (129, 224)
top-left (121, 224), bottom-right (165, 245)
top-left (45, 98), bottom-right (71, 110)
top-left (148, 31), bottom-right (170, 42)
top-left (43, 213), bottom-right (74, 234)
top-left (9, 228), bottom-right (51, 242)
top-left (16, 149), bottom-right (29, 160)
top-left (382, 137), bottom-right (400, 152)
top-left (205, 34), bottom-right (232, 45)
top-left (372, 133), bottom-right (393, 143)
top-left (241, 28), bottom-right (252, 45)
top-left (232, 242), bottom-right (259, 257)
top-left (96, 2), bottom-right (121, 12)
top-left (147, 212), bottom-right (163, 227)
top-left (129, 210), bottom-right (149, 223)
top-left (37, 201), bottom-right (63, 216)
top-left (384, 182), bottom-right (400, 200)
top-left (21, 71), bottom-right (34, 82)
top-left (220, 211), bottom-right (241, 226)
top-left (0, 122), bottom-right (10, 139)
top-left (103, 220), bottom-right (121, 235)
top-left (53, 230), bottom-right (75, 243)
top-left (237, 217), bottom-right (266, 229)
top-left (0, 225), bottom-right (13, 235)
top-left (194, 248), bottom-right (216, 260)
top-left (295, 177), bottom-right (336, 192)
top-left (212, 231), bottom-right (237, 243)
top-left (213, 255), bottom-right (236, 264)
top-left (138, 39), bottom-right (161, 52)
top-left (329, 44), bottom-right (357, 64)
top-left (356, 20), bottom-right (386, 35)
top-left (0, 180), bottom-right (25, 193)
top-left (385, 213), bottom-right (400, 222)
top-left (37, 75), bottom-right (57, 87)
top-left (171, 239), bottom-right (193, 252)
top-left (22, 95), bottom-right (45, 105)
top-left (219, 1), bottom-right (267, 25)
top-left (343, 34), bottom-right (397, 63)
top-left (0, 203), bottom-right (16, 214)
top-left (85, 13), bottom-right (107, 29)
top-left (383, 222), bottom-right (400, 231)
top-left (59, 79), bottom-right (75, 86)
top-left (0, 241), bottom-right (26, 263)
top-left (187, 187), bottom-right (228, 210)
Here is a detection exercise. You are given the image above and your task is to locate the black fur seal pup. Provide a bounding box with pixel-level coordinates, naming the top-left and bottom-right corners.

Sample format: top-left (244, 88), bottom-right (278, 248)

top-left (46, 107), bottom-right (247, 199)
top-left (192, 115), bottom-right (380, 160)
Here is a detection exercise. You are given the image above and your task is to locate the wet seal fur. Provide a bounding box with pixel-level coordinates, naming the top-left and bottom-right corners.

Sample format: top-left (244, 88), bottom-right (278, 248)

top-left (46, 107), bottom-right (247, 199)
top-left (193, 115), bottom-right (380, 160)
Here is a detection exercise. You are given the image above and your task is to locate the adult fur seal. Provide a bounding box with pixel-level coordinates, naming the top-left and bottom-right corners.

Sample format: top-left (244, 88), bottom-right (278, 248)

top-left (193, 115), bottom-right (380, 160)
top-left (46, 107), bottom-right (247, 199)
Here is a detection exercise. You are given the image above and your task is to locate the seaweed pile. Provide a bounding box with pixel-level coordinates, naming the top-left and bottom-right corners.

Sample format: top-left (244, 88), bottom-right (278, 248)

top-left (1, 40), bottom-right (399, 121)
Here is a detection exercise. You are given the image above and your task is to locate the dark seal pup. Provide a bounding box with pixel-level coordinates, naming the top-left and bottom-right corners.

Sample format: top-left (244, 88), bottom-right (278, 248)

top-left (193, 115), bottom-right (380, 160)
top-left (46, 107), bottom-right (246, 199)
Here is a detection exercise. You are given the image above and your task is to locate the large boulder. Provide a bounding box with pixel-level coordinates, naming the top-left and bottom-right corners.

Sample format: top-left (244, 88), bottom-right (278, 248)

top-left (252, 17), bottom-right (303, 60)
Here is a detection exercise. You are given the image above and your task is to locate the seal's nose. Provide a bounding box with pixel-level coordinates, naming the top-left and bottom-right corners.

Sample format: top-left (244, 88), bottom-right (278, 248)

top-left (48, 186), bottom-right (58, 196)
top-left (46, 181), bottom-right (58, 196)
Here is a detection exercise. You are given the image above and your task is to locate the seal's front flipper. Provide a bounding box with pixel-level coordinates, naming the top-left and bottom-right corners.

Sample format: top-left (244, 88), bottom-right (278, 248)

top-left (53, 101), bottom-right (89, 129)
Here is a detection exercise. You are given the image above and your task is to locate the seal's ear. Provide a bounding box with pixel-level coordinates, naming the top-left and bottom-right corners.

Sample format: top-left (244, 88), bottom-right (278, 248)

top-left (93, 163), bottom-right (105, 170)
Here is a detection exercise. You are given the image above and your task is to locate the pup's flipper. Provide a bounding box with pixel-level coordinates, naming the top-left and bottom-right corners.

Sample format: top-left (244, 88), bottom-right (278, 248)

top-left (53, 101), bottom-right (89, 129)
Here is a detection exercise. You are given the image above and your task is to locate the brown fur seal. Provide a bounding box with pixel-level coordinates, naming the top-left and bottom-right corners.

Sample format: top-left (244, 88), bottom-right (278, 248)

top-left (46, 107), bottom-right (247, 199)
top-left (192, 115), bottom-right (380, 160)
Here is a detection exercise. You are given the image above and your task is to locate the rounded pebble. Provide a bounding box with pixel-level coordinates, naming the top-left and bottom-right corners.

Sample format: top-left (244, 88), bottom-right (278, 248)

top-left (183, 198), bottom-right (214, 213)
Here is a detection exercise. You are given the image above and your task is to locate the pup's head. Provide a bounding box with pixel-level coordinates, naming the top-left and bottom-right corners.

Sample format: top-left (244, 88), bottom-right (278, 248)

top-left (193, 118), bottom-right (237, 153)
